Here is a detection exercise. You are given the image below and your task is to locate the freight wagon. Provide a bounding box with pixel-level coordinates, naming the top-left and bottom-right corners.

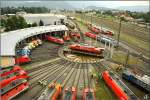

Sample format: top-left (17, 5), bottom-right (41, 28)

top-left (97, 36), bottom-right (117, 47)
top-left (122, 69), bottom-right (150, 92)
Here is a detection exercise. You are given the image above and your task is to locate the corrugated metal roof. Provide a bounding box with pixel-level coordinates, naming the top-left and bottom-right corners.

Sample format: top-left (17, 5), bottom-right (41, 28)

top-left (0, 25), bottom-right (68, 56)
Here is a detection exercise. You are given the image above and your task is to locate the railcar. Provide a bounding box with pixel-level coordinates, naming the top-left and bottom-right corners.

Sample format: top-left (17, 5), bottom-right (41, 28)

top-left (15, 55), bottom-right (31, 64)
top-left (27, 42), bottom-right (36, 50)
top-left (70, 32), bottom-right (80, 39)
top-left (122, 69), bottom-right (150, 92)
top-left (102, 71), bottom-right (129, 100)
top-left (32, 40), bottom-right (39, 46)
top-left (45, 35), bottom-right (64, 45)
top-left (90, 27), bottom-right (100, 34)
top-left (50, 83), bottom-right (62, 100)
top-left (82, 88), bottom-right (96, 100)
top-left (69, 44), bottom-right (104, 57)
top-left (84, 32), bottom-right (97, 39)
top-left (63, 87), bottom-right (77, 100)
top-left (1, 79), bottom-right (29, 100)
top-left (37, 39), bottom-right (42, 45)
top-left (0, 67), bottom-right (29, 100)
top-left (87, 23), bottom-right (100, 34)
top-left (1, 66), bottom-right (22, 77)
top-left (97, 36), bottom-right (117, 47)
top-left (0, 69), bottom-right (29, 89)
top-left (63, 35), bottom-right (71, 41)
top-left (101, 28), bottom-right (114, 36)
top-left (87, 23), bottom-right (114, 36)
top-left (16, 49), bottom-right (30, 56)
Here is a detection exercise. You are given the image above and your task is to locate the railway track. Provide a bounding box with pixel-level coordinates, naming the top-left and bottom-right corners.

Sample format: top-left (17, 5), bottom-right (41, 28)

top-left (13, 60), bottom-right (68, 100)
top-left (11, 37), bottom-right (121, 100)
top-left (62, 63), bottom-right (81, 100)
top-left (33, 61), bottom-right (73, 100)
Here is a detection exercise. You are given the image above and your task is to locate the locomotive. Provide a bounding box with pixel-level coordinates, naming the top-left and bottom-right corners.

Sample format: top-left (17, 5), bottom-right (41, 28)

top-left (122, 69), bottom-right (150, 92)
top-left (82, 88), bottom-right (96, 100)
top-left (45, 35), bottom-right (64, 45)
top-left (84, 32), bottom-right (97, 40)
top-left (102, 71), bottom-right (129, 100)
top-left (63, 87), bottom-right (77, 100)
top-left (0, 66), bottom-right (29, 100)
top-left (101, 27), bottom-right (114, 36)
top-left (15, 55), bottom-right (31, 64)
top-left (87, 23), bottom-right (114, 36)
top-left (69, 44), bottom-right (105, 57)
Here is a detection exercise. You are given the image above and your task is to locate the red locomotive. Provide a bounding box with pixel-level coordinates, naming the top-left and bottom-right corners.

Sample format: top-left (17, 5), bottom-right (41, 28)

top-left (87, 23), bottom-right (100, 34)
top-left (90, 27), bottom-right (100, 34)
top-left (0, 66), bottom-right (29, 100)
top-left (84, 32), bottom-right (97, 40)
top-left (15, 55), bottom-right (31, 64)
top-left (0, 69), bottom-right (29, 89)
top-left (50, 83), bottom-right (62, 100)
top-left (69, 44), bottom-right (104, 56)
top-left (70, 32), bottom-right (80, 39)
top-left (45, 35), bottom-right (64, 45)
top-left (63, 87), bottom-right (77, 100)
top-left (102, 71), bottom-right (129, 100)
top-left (63, 35), bottom-right (71, 41)
top-left (82, 88), bottom-right (96, 100)
top-left (87, 23), bottom-right (114, 36)
top-left (101, 29), bottom-right (114, 36)
top-left (1, 66), bottom-right (22, 77)
top-left (1, 79), bottom-right (29, 100)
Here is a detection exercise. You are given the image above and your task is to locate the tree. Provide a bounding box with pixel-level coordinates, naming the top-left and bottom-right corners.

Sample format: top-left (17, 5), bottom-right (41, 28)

top-left (1, 19), bottom-right (7, 27)
top-left (39, 20), bottom-right (44, 26)
top-left (32, 22), bottom-right (38, 27)
top-left (143, 12), bottom-right (150, 23)
top-left (3, 15), bottom-right (28, 31)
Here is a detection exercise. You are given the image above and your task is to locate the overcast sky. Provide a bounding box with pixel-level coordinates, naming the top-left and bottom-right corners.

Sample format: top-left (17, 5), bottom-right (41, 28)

top-left (66, 1), bottom-right (149, 8)
top-left (1, 1), bottom-right (149, 10)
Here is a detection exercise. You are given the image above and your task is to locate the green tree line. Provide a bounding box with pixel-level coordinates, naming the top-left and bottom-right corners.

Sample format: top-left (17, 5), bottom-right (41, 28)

top-left (1, 7), bottom-right (49, 15)
top-left (1, 15), bottom-right (44, 32)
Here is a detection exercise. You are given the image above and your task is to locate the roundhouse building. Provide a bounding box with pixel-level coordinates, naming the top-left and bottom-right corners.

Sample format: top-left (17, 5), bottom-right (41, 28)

top-left (0, 25), bottom-right (68, 68)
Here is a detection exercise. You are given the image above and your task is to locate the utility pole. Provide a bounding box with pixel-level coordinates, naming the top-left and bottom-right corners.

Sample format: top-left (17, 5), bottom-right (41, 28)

top-left (124, 50), bottom-right (130, 68)
top-left (117, 17), bottom-right (122, 48)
